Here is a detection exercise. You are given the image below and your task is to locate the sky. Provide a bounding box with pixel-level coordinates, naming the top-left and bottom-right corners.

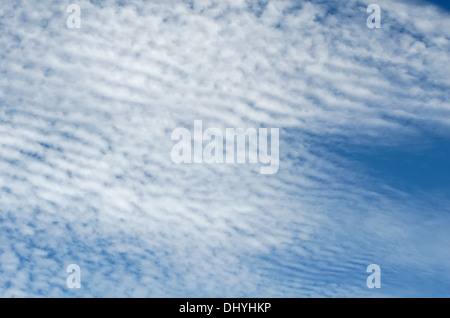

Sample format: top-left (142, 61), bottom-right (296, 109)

top-left (0, 0), bottom-right (449, 297)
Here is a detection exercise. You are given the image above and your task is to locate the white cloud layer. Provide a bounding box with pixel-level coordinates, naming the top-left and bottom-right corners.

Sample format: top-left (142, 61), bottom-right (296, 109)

top-left (0, 0), bottom-right (449, 297)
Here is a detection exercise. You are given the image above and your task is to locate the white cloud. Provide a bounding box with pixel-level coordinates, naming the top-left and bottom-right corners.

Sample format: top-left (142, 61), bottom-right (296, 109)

top-left (0, 0), bottom-right (449, 297)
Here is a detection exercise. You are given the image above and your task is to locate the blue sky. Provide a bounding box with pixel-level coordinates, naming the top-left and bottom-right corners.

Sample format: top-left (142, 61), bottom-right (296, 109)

top-left (418, 0), bottom-right (450, 11)
top-left (0, 0), bottom-right (449, 297)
